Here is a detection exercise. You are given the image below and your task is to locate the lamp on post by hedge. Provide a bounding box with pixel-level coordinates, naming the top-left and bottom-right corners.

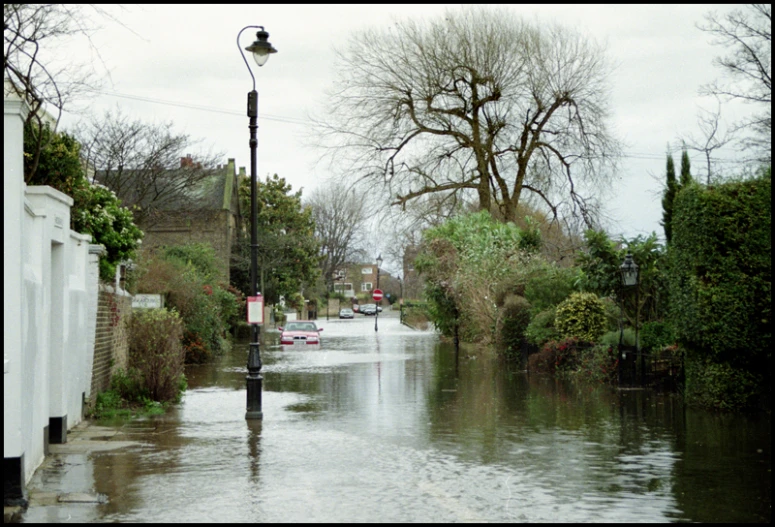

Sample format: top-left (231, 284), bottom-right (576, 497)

top-left (238, 25), bottom-right (277, 420)
top-left (619, 252), bottom-right (640, 385)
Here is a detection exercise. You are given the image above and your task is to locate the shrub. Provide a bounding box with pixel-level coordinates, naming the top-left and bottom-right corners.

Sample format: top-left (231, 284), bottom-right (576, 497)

top-left (136, 251), bottom-right (236, 363)
top-left (528, 337), bottom-right (589, 375)
top-left (640, 321), bottom-right (676, 351)
top-left (670, 177), bottom-right (770, 365)
top-left (110, 367), bottom-right (145, 401)
top-left (555, 292), bottom-right (607, 342)
top-left (128, 308), bottom-right (186, 402)
top-left (578, 344), bottom-right (619, 384)
top-left (598, 328), bottom-right (636, 349)
top-left (525, 307), bottom-right (560, 347)
top-left (523, 262), bottom-right (577, 315)
top-left (162, 243), bottom-right (222, 282)
top-left (670, 175), bottom-right (770, 409)
top-left (684, 355), bottom-right (762, 410)
top-left (496, 295), bottom-right (532, 360)
top-left (72, 184), bottom-right (143, 282)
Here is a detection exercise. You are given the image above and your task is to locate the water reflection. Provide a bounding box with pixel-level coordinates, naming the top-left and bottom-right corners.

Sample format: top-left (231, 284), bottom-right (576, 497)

top-left (22, 315), bottom-right (770, 522)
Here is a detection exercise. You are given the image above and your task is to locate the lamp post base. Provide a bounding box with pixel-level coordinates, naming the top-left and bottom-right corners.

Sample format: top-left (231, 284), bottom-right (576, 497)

top-left (246, 374), bottom-right (263, 420)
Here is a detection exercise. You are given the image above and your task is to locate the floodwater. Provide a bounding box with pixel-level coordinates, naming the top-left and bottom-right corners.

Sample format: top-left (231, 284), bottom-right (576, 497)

top-left (22, 312), bottom-right (771, 522)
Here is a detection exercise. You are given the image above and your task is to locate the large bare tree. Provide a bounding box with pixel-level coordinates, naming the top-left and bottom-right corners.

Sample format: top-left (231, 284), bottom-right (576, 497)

top-left (698, 4), bottom-right (771, 162)
top-left (306, 181), bottom-right (369, 289)
top-left (74, 108), bottom-right (224, 226)
top-left (313, 7), bottom-right (621, 226)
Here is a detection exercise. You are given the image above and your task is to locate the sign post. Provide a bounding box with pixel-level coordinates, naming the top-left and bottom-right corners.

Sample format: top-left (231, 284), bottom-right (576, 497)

top-left (247, 294), bottom-right (264, 325)
top-left (372, 289), bottom-right (383, 332)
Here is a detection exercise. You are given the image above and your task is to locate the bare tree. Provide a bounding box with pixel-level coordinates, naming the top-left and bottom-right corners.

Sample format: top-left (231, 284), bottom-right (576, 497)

top-left (698, 4), bottom-right (771, 162)
top-left (312, 7), bottom-right (621, 227)
top-left (679, 103), bottom-right (734, 185)
top-left (4, 4), bottom-right (120, 181)
top-left (306, 181), bottom-right (370, 289)
top-left (73, 108), bottom-right (224, 226)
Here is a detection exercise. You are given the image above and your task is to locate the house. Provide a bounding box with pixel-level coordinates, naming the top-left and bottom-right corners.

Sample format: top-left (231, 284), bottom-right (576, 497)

top-left (98, 157), bottom-right (242, 284)
top-left (333, 262), bottom-right (395, 302)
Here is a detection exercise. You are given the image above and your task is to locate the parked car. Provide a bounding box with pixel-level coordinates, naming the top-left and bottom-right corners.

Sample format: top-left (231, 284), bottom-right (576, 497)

top-left (360, 304), bottom-right (377, 316)
top-left (278, 320), bottom-right (323, 346)
top-left (339, 308), bottom-right (354, 319)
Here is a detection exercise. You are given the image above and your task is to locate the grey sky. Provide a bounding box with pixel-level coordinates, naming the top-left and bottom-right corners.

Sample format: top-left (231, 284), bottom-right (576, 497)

top-left (55, 4), bottom-right (758, 251)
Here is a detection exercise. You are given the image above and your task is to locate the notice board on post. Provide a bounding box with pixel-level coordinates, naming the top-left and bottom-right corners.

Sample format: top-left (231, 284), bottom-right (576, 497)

top-left (247, 294), bottom-right (264, 325)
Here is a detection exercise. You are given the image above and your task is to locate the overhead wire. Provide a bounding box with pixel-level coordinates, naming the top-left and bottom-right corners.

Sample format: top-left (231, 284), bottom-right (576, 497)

top-left (92, 89), bottom-right (750, 165)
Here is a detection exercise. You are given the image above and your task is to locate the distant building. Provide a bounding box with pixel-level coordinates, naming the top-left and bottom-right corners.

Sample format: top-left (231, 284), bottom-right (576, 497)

top-left (334, 262), bottom-right (396, 303)
top-left (98, 157), bottom-right (242, 284)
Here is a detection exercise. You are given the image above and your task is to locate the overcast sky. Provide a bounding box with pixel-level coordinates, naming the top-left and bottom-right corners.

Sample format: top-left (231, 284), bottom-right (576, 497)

top-left (54, 4), bottom-right (758, 262)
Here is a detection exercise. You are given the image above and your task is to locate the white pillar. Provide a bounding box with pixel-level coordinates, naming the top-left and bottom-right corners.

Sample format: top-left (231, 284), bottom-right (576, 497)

top-left (4, 98), bottom-right (30, 501)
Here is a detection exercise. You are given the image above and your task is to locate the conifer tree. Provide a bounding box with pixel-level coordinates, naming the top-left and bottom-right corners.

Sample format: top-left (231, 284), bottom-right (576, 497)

top-left (661, 154), bottom-right (678, 243)
top-left (680, 148), bottom-right (693, 187)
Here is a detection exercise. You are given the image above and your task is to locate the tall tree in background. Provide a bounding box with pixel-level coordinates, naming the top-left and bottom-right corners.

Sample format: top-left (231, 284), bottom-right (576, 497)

top-left (313, 6), bottom-right (622, 227)
top-left (698, 4), bottom-right (771, 162)
top-left (73, 108), bottom-right (223, 226)
top-left (231, 174), bottom-right (320, 305)
top-left (661, 154), bottom-right (678, 244)
top-left (305, 182), bottom-right (368, 289)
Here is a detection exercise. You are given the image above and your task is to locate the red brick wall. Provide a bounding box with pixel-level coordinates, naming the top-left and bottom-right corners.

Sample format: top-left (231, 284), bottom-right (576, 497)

top-left (90, 287), bottom-right (132, 400)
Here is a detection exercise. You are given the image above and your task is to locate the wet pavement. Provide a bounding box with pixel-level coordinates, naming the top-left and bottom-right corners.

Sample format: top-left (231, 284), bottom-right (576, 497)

top-left (8, 310), bottom-right (771, 523)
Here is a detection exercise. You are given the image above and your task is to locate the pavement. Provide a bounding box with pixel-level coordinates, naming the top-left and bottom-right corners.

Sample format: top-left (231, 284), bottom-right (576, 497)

top-left (4, 420), bottom-right (142, 523)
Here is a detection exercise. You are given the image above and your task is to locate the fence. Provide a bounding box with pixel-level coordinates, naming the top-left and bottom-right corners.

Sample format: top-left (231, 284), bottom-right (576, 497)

top-left (619, 345), bottom-right (684, 390)
top-left (522, 339), bottom-right (683, 391)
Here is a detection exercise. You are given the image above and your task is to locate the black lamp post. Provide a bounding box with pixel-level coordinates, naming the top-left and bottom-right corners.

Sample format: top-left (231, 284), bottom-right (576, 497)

top-left (239, 25), bottom-right (277, 420)
top-left (397, 274), bottom-right (403, 325)
top-left (619, 252), bottom-right (640, 385)
top-left (375, 254), bottom-right (382, 332)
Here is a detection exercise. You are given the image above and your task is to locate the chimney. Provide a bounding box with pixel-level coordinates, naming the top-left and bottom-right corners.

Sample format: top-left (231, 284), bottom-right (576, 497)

top-left (180, 154), bottom-right (193, 168)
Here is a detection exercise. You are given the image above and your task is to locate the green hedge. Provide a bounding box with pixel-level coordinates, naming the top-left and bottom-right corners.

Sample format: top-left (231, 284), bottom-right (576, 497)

top-left (669, 173), bottom-right (771, 408)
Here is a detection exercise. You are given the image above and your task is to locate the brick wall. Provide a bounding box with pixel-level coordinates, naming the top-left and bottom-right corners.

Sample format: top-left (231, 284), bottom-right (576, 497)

top-left (90, 286), bottom-right (132, 400)
top-left (140, 209), bottom-right (234, 283)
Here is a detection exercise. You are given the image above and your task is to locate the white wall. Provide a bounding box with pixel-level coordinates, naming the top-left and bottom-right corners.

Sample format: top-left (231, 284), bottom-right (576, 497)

top-left (4, 98), bottom-right (28, 467)
top-left (4, 98), bottom-right (100, 494)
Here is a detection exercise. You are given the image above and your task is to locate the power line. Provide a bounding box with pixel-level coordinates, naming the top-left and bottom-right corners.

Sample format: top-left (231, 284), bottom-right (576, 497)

top-left (88, 90), bottom-right (751, 165)
top-left (97, 89), bottom-right (310, 125)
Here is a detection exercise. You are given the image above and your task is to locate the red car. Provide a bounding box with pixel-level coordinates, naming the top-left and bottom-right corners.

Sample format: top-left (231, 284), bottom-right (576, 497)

top-left (278, 320), bottom-right (323, 346)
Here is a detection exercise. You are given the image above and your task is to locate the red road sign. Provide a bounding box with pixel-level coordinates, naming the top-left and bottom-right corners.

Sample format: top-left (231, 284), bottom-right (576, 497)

top-left (372, 289), bottom-right (383, 301)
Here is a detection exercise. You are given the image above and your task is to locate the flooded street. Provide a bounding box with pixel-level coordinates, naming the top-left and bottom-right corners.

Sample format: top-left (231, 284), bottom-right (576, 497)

top-left (22, 312), bottom-right (770, 522)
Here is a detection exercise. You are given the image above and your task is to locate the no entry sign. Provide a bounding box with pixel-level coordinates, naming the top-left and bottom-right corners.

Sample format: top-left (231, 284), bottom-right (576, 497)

top-left (372, 289), bottom-right (383, 302)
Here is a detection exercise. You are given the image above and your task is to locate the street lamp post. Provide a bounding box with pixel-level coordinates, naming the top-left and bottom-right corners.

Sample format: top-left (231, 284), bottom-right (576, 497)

top-left (239, 25), bottom-right (277, 420)
top-left (619, 252), bottom-right (640, 386)
top-left (398, 274), bottom-right (403, 325)
top-left (375, 254), bottom-right (382, 332)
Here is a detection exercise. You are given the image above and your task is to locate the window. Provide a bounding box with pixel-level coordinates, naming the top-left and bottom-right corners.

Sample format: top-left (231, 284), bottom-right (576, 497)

top-left (361, 267), bottom-right (373, 274)
top-left (334, 282), bottom-right (353, 293)
top-left (362, 282), bottom-right (373, 291)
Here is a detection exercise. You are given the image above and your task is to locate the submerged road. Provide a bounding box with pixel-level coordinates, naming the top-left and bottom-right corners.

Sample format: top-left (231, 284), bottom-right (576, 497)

top-left (17, 311), bottom-right (772, 523)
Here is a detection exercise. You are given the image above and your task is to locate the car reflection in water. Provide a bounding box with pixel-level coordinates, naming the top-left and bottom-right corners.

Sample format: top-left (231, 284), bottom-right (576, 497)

top-left (278, 320), bottom-right (323, 348)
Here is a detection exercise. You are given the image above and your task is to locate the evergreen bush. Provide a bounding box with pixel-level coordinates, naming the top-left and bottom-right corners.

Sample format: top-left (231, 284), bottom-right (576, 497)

top-left (555, 292), bottom-right (607, 342)
top-left (670, 173), bottom-right (771, 408)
